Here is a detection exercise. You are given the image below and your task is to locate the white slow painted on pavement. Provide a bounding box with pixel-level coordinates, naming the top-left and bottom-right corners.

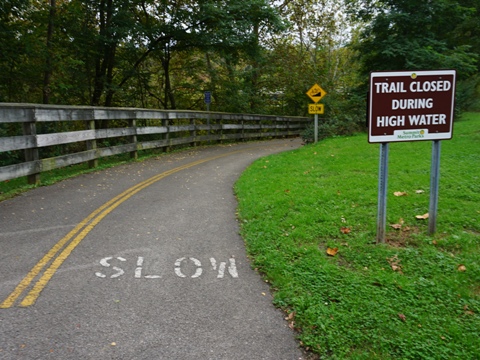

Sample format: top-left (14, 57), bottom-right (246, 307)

top-left (95, 256), bottom-right (239, 279)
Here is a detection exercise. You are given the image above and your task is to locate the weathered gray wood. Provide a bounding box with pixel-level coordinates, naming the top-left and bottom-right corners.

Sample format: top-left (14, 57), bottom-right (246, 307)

top-left (93, 109), bottom-right (136, 120)
top-left (168, 125), bottom-right (195, 132)
top-left (0, 107), bottom-right (31, 123)
top-left (241, 124), bottom-right (263, 130)
top-left (134, 109), bottom-right (168, 120)
top-left (136, 126), bottom-right (169, 135)
top-left (97, 143), bottom-right (137, 158)
top-left (41, 150), bottom-right (97, 171)
top-left (0, 135), bottom-right (36, 151)
top-left (169, 136), bottom-right (195, 146)
top-left (138, 139), bottom-right (170, 150)
top-left (129, 119), bottom-right (138, 160)
top-left (0, 161), bottom-right (41, 182)
top-left (35, 107), bottom-right (95, 122)
top-left (96, 127), bottom-right (137, 139)
top-left (22, 110), bottom-right (39, 185)
top-left (86, 119), bottom-right (98, 169)
top-left (37, 130), bottom-right (96, 147)
top-left (222, 124), bottom-right (244, 130)
top-left (0, 103), bottom-right (308, 183)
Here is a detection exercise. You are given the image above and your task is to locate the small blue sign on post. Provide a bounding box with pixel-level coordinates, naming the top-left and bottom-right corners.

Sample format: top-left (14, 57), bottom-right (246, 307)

top-left (204, 91), bottom-right (212, 104)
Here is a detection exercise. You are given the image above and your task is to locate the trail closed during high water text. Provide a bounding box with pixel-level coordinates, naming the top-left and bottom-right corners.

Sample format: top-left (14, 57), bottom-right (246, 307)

top-left (368, 70), bottom-right (456, 143)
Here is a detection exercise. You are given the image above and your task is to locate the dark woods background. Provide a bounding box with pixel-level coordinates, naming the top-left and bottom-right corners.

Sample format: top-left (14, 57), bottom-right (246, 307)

top-left (1, 0), bottom-right (479, 156)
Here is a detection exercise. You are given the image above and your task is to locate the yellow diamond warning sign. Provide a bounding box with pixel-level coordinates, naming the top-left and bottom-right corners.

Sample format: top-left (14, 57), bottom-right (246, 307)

top-left (306, 84), bottom-right (327, 103)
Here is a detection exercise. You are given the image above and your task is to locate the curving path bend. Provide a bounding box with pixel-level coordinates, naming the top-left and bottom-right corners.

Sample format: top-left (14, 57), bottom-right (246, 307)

top-left (0, 138), bottom-right (307, 360)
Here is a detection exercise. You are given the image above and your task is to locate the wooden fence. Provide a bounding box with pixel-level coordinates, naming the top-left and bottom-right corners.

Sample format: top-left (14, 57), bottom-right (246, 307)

top-left (0, 103), bottom-right (309, 184)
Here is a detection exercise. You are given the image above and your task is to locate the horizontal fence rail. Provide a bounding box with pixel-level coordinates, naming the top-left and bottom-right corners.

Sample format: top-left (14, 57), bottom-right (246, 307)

top-left (0, 103), bottom-right (309, 184)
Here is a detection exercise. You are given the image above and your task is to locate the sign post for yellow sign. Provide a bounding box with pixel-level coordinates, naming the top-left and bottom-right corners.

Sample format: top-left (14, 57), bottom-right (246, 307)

top-left (306, 83), bottom-right (327, 142)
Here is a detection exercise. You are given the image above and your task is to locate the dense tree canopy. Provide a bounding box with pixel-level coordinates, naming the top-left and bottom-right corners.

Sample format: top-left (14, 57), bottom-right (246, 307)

top-left (346, 0), bottom-right (480, 111)
top-left (348, 0), bottom-right (478, 77)
top-left (0, 0), bottom-right (478, 119)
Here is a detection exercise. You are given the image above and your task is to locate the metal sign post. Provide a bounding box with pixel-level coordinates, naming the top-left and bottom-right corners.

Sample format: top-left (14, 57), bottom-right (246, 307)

top-left (429, 140), bottom-right (441, 235)
top-left (377, 143), bottom-right (389, 243)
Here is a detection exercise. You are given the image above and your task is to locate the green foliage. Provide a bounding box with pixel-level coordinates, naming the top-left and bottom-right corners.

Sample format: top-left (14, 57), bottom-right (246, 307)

top-left (345, 0), bottom-right (480, 112)
top-left (302, 114), bottom-right (362, 143)
top-left (456, 74), bottom-right (480, 112)
top-left (351, 0), bottom-right (477, 75)
top-left (0, 0), bottom-right (287, 109)
top-left (3, 0), bottom-right (478, 118)
top-left (0, 0), bottom-right (365, 121)
top-left (235, 113), bottom-right (480, 358)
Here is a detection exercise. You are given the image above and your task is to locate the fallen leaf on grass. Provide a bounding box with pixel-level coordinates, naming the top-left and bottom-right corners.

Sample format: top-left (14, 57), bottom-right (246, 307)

top-left (394, 191), bottom-right (408, 197)
top-left (387, 255), bottom-right (402, 273)
top-left (415, 213), bottom-right (429, 220)
top-left (398, 313), bottom-right (406, 322)
top-left (458, 264), bottom-right (467, 272)
top-left (390, 218), bottom-right (404, 230)
top-left (391, 264), bottom-right (401, 272)
top-left (463, 305), bottom-right (475, 315)
top-left (285, 312), bottom-right (297, 330)
top-left (327, 247), bottom-right (339, 256)
top-left (340, 227), bottom-right (351, 234)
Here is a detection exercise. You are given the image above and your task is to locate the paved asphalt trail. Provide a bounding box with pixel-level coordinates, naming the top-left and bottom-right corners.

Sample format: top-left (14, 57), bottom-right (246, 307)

top-left (0, 139), bottom-right (307, 359)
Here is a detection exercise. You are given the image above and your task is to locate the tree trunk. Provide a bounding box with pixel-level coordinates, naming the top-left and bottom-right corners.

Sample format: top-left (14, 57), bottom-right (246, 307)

top-left (91, 0), bottom-right (116, 107)
top-left (249, 22), bottom-right (260, 112)
top-left (161, 50), bottom-right (176, 110)
top-left (43, 0), bottom-right (56, 104)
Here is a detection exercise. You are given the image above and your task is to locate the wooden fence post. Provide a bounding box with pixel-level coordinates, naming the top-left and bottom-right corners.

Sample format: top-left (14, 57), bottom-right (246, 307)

top-left (190, 117), bottom-right (196, 147)
top-left (129, 115), bottom-right (138, 160)
top-left (23, 108), bottom-right (40, 185)
top-left (86, 111), bottom-right (98, 168)
top-left (218, 116), bottom-right (223, 144)
top-left (241, 117), bottom-right (245, 142)
top-left (163, 115), bottom-right (170, 152)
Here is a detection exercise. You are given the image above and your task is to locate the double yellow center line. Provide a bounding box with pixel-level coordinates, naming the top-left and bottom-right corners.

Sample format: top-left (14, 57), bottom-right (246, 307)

top-left (1, 151), bottom-right (241, 308)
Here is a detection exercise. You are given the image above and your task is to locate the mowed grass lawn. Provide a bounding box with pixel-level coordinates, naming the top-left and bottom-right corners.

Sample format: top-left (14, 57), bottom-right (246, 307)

top-left (235, 113), bottom-right (480, 359)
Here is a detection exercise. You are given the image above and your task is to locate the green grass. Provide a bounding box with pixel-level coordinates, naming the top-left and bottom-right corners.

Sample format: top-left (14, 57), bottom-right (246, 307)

top-left (235, 113), bottom-right (480, 359)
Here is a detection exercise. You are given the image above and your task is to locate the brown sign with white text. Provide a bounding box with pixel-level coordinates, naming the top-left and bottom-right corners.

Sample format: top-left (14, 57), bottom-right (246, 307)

top-left (368, 70), bottom-right (456, 143)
